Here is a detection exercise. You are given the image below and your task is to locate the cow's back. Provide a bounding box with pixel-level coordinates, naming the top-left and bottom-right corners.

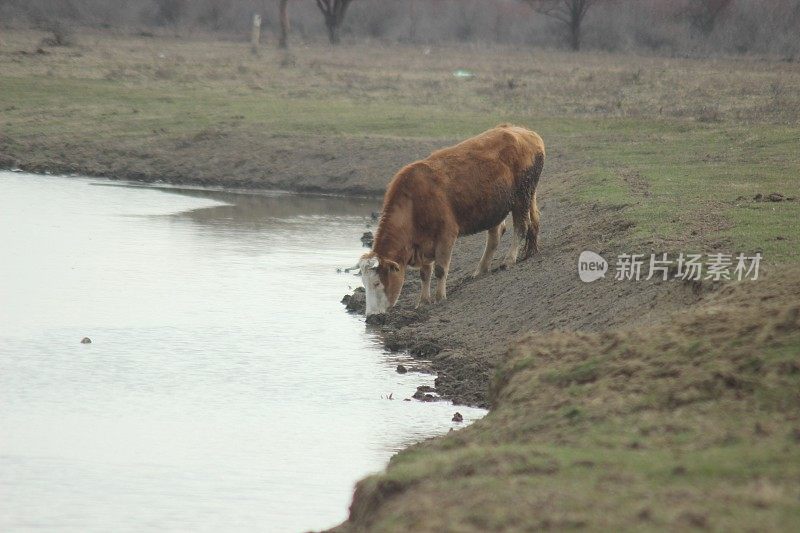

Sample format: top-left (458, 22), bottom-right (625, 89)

top-left (421, 125), bottom-right (544, 235)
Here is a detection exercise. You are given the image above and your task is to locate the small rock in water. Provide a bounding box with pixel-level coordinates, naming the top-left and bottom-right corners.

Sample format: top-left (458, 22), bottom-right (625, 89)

top-left (360, 231), bottom-right (374, 247)
top-left (396, 364), bottom-right (408, 374)
top-left (412, 389), bottom-right (438, 401)
top-left (452, 412), bottom-right (463, 423)
top-left (80, 337), bottom-right (92, 344)
top-left (371, 211), bottom-right (380, 220)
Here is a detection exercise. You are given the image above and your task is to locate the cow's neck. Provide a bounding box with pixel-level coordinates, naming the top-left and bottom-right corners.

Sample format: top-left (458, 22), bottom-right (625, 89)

top-left (373, 200), bottom-right (412, 266)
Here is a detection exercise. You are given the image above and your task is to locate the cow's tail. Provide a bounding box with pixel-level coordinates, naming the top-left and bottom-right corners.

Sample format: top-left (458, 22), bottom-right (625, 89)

top-left (524, 152), bottom-right (545, 259)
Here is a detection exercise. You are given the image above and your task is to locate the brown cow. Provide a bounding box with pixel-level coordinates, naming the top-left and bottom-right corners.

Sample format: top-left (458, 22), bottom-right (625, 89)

top-left (353, 124), bottom-right (545, 316)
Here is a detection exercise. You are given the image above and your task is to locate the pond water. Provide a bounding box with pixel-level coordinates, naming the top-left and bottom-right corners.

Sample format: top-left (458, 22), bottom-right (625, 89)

top-left (0, 172), bottom-right (485, 532)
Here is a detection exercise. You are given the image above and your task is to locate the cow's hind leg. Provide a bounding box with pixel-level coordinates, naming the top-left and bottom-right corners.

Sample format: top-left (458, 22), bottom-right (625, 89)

top-left (434, 236), bottom-right (456, 302)
top-left (417, 263), bottom-right (433, 308)
top-left (473, 221), bottom-right (505, 277)
top-left (525, 191), bottom-right (540, 258)
top-left (504, 205), bottom-right (531, 267)
top-left (524, 154), bottom-right (544, 259)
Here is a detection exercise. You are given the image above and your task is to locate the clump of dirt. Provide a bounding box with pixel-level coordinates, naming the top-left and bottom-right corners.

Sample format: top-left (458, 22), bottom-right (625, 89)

top-left (360, 231), bottom-right (374, 247)
top-left (341, 287), bottom-right (365, 313)
top-left (750, 192), bottom-right (796, 202)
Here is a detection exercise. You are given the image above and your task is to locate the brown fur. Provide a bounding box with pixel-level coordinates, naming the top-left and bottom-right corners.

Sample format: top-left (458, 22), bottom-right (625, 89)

top-left (363, 124), bottom-right (545, 308)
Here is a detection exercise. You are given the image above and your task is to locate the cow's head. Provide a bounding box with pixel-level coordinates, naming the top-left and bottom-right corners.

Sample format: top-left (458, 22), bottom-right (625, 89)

top-left (356, 252), bottom-right (404, 316)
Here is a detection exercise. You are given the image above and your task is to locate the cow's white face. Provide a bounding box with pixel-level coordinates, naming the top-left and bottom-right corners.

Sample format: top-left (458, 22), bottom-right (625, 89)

top-left (360, 255), bottom-right (390, 316)
top-left (357, 254), bottom-right (404, 316)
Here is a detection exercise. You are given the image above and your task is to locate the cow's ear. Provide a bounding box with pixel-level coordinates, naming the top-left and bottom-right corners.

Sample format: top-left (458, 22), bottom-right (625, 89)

top-left (384, 259), bottom-right (401, 272)
top-left (358, 253), bottom-right (379, 272)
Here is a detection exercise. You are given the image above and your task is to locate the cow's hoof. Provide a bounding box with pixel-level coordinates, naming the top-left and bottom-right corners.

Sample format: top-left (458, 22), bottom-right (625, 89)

top-left (503, 254), bottom-right (521, 268)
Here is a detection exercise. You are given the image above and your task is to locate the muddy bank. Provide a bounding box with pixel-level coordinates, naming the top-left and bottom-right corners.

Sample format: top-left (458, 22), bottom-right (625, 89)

top-left (342, 194), bottom-right (707, 408)
top-left (0, 130), bottom-right (447, 197)
top-left (334, 266), bottom-right (800, 532)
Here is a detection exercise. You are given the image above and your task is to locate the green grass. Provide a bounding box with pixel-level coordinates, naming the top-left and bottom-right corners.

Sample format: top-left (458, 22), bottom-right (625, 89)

top-left (561, 119), bottom-right (800, 262)
top-left (0, 75), bottom-right (498, 139)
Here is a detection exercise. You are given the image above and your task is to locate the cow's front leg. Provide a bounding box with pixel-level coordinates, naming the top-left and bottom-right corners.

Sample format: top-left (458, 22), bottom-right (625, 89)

top-left (434, 238), bottom-right (455, 302)
top-left (417, 263), bottom-right (432, 307)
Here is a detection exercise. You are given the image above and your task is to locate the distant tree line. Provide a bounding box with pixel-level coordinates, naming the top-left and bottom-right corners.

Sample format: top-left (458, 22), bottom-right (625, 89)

top-left (1, 0), bottom-right (798, 58)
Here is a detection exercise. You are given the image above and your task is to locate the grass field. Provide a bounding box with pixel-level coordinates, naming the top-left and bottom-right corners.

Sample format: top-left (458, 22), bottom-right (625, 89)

top-left (2, 29), bottom-right (800, 531)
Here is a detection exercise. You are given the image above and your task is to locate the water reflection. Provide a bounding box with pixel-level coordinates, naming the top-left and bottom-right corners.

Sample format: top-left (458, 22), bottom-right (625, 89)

top-left (0, 173), bottom-right (486, 533)
top-left (158, 187), bottom-right (375, 226)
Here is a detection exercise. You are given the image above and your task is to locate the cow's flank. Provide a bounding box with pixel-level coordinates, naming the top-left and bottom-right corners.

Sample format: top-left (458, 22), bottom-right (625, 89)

top-left (357, 124), bottom-right (545, 316)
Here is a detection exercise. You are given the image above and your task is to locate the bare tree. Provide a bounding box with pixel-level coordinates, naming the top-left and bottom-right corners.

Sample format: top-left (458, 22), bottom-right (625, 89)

top-left (522, 0), bottom-right (601, 51)
top-left (278, 0), bottom-right (290, 48)
top-left (686, 0), bottom-right (733, 35)
top-left (314, 0), bottom-right (355, 44)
